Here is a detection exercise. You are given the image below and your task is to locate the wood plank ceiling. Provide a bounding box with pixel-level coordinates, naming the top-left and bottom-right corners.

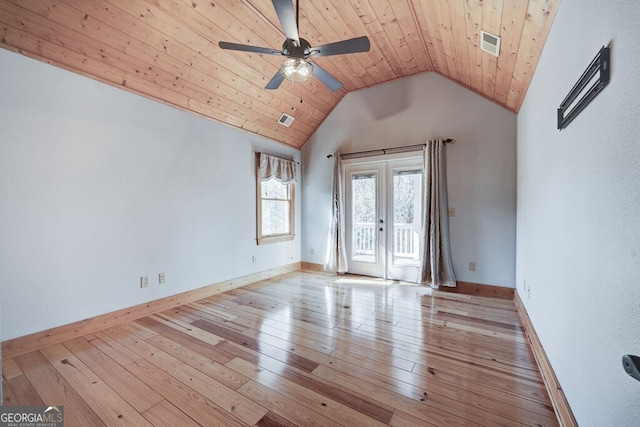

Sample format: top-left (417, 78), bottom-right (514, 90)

top-left (0, 0), bottom-right (559, 149)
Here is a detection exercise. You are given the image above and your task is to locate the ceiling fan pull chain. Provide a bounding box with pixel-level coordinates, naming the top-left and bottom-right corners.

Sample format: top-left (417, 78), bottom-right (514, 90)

top-left (299, 83), bottom-right (303, 107)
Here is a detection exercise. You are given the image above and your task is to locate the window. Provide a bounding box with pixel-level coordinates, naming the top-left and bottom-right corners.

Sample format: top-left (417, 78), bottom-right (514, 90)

top-left (256, 153), bottom-right (296, 244)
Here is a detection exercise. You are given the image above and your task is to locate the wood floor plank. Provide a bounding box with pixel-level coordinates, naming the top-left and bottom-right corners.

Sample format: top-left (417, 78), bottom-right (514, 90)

top-left (412, 359), bottom-right (553, 416)
top-left (220, 301), bottom-right (395, 354)
top-left (347, 320), bottom-right (541, 379)
top-left (126, 359), bottom-right (247, 427)
top-left (382, 345), bottom-right (549, 408)
top-left (39, 343), bottom-right (153, 426)
top-left (404, 344), bottom-right (542, 383)
top-left (313, 366), bottom-right (476, 426)
top-left (2, 379), bottom-right (19, 406)
top-left (241, 323), bottom-right (336, 355)
top-left (189, 301), bottom-right (238, 321)
top-left (101, 326), bottom-right (267, 425)
top-left (135, 315), bottom-right (233, 365)
top-left (332, 345), bottom-right (416, 372)
top-left (238, 381), bottom-right (343, 427)
top-left (15, 351), bottom-right (106, 427)
top-left (177, 304), bottom-right (250, 332)
top-left (87, 332), bottom-right (144, 366)
top-left (476, 369), bottom-right (551, 404)
top-left (389, 409), bottom-right (441, 427)
top-left (458, 388), bottom-right (559, 426)
top-left (3, 375), bottom-right (43, 406)
top-left (328, 348), bottom-right (460, 400)
top-left (434, 309), bottom-right (524, 333)
top-left (191, 318), bottom-right (320, 373)
top-left (356, 321), bottom-right (533, 367)
top-left (145, 334), bottom-right (250, 390)
top-left (228, 349), bottom-right (396, 424)
top-left (118, 320), bottom-right (160, 340)
top-left (141, 400), bottom-right (202, 427)
top-left (254, 410), bottom-right (300, 427)
top-left (389, 330), bottom-right (532, 367)
top-left (63, 337), bottom-right (164, 412)
top-left (150, 313), bottom-right (227, 347)
top-left (226, 357), bottom-right (388, 427)
top-left (2, 271), bottom-right (559, 426)
top-left (2, 358), bottom-right (23, 380)
top-left (312, 363), bottom-right (520, 426)
top-left (397, 317), bottom-right (527, 344)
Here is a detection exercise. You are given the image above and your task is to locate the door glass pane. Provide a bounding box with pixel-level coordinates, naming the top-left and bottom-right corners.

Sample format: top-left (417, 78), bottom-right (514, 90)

top-left (393, 170), bottom-right (422, 264)
top-left (352, 173), bottom-right (376, 263)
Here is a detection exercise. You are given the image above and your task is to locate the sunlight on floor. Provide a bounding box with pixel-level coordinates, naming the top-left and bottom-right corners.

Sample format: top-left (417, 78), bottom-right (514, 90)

top-left (334, 277), bottom-right (396, 286)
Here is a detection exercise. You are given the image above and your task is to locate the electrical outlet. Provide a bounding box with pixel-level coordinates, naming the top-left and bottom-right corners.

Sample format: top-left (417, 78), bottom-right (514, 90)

top-left (252, 256), bottom-right (256, 264)
top-left (140, 276), bottom-right (149, 288)
top-left (523, 278), bottom-right (526, 291)
top-left (310, 248), bottom-right (315, 255)
top-left (527, 285), bottom-right (531, 299)
top-left (469, 261), bottom-right (476, 272)
top-left (158, 273), bottom-right (166, 284)
top-left (448, 207), bottom-right (456, 217)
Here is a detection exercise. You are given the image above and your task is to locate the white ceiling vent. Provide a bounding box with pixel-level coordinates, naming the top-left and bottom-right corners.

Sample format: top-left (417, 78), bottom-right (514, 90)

top-left (480, 30), bottom-right (501, 56)
top-left (277, 113), bottom-right (295, 127)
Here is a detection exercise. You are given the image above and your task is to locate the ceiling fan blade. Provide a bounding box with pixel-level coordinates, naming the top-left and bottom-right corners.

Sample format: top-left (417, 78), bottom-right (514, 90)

top-left (312, 63), bottom-right (343, 91)
top-left (265, 71), bottom-right (285, 90)
top-left (312, 36), bottom-right (371, 57)
top-left (219, 41), bottom-right (282, 55)
top-left (272, 0), bottom-right (299, 43)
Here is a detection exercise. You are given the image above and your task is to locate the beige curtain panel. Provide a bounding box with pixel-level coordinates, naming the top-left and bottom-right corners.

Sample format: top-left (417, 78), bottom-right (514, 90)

top-left (419, 139), bottom-right (456, 288)
top-left (259, 153), bottom-right (297, 183)
top-left (324, 151), bottom-right (348, 273)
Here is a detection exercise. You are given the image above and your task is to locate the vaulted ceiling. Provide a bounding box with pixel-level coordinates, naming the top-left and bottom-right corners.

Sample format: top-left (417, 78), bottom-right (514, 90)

top-left (0, 0), bottom-right (559, 148)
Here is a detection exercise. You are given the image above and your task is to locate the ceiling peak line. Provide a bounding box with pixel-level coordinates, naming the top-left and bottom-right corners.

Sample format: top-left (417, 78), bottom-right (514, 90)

top-left (406, 0), bottom-right (435, 71)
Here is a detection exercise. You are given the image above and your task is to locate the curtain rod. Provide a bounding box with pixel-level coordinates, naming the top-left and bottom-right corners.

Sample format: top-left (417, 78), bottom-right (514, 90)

top-left (326, 139), bottom-right (454, 159)
top-left (257, 151), bottom-right (300, 165)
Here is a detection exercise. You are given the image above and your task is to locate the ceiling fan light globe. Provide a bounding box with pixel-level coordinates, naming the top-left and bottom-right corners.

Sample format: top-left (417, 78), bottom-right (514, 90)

top-left (280, 58), bottom-right (313, 83)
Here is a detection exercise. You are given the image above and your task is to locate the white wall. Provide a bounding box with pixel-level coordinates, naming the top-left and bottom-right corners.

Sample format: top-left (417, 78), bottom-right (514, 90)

top-left (516, 0), bottom-right (640, 425)
top-left (302, 72), bottom-right (517, 287)
top-left (0, 48), bottom-right (300, 341)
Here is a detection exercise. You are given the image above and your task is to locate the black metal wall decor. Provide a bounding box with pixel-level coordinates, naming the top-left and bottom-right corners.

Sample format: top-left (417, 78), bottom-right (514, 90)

top-left (557, 45), bottom-right (610, 130)
top-left (622, 354), bottom-right (640, 383)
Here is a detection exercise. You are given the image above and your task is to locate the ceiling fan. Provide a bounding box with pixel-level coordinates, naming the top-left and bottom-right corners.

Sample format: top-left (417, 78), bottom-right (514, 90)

top-left (218, 0), bottom-right (370, 92)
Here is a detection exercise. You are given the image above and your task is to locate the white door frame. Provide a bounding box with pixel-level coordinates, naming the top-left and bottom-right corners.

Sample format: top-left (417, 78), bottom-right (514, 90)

top-left (344, 152), bottom-right (423, 282)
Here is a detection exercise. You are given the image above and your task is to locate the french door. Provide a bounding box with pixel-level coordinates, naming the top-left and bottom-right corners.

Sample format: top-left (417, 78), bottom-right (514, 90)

top-left (345, 156), bottom-right (423, 282)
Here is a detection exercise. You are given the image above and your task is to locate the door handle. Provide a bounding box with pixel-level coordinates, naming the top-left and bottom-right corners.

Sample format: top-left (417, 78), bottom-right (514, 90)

top-left (379, 227), bottom-right (383, 231)
top-left (379, 219), bottom-right (384, 224)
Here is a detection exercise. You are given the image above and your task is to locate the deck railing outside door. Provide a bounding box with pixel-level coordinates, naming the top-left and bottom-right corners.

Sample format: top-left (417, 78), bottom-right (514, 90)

top-left (353, 222), bottom-right (420, 261)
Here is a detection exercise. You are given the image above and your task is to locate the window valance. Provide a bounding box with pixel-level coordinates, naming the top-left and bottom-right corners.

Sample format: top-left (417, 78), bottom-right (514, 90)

top-left (258, 153), bottom-right (297, 183)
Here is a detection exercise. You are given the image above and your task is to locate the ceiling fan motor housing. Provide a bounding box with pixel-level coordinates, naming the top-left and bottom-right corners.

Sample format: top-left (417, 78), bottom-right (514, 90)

top-left (283, 38), bottom-right (312, 58)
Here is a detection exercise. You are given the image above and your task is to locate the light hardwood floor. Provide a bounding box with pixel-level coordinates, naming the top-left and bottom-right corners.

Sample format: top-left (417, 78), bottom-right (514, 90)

top-left (2, 270), bottom-right (558, 426)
